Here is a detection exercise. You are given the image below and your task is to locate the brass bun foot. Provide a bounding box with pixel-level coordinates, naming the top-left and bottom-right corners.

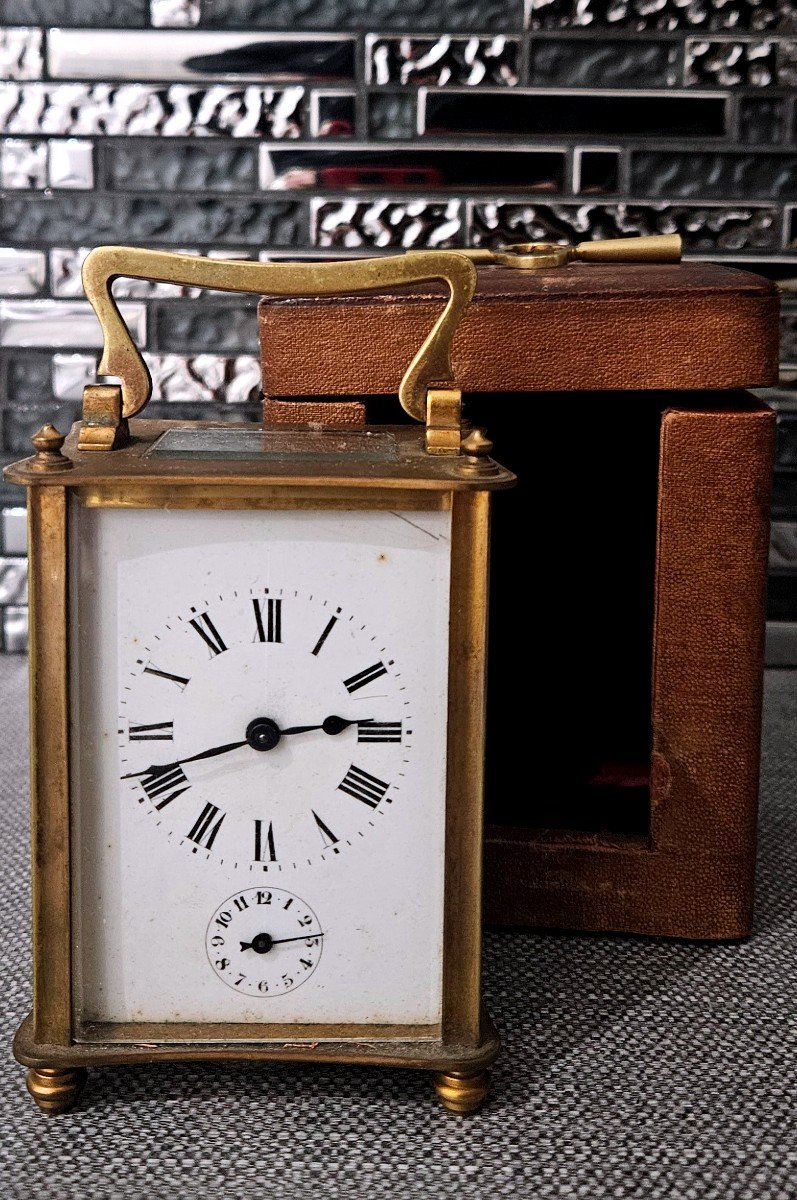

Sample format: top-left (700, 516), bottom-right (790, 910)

top-left (26, 1067), bottom-right (87, 1115)
top-left (433, 1069), bottom-right (490, 1114)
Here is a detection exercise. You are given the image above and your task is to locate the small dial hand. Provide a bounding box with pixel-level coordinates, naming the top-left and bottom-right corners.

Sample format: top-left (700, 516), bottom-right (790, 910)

top-left (272, 931), bottom-right (324, 944)
top-left (240, 931), bottom-right (324, 953)
top-left (121, 738), bottom-right (248, 779)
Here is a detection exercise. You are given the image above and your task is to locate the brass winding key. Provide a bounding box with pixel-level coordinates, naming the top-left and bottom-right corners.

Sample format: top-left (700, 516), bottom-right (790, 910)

top-left (459, 233), bottom-right (683, 270)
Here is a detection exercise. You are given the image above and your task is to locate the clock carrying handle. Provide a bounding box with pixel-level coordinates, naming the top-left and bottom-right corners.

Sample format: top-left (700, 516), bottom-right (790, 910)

top-left (79, 246), bottom-right (477, 455)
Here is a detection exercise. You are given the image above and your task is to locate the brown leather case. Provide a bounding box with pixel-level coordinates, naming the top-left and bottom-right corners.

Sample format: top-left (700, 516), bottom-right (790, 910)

top-left (257, 262), bottom-right (778, 400)
top-left (257, 261), bottom-right (778, 939)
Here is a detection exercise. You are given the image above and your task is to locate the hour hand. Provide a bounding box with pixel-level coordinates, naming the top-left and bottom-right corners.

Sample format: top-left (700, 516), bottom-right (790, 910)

top-left (321, 715), bottom-right (360, 736)
top-left (279, 716), bottom-right (366, 737)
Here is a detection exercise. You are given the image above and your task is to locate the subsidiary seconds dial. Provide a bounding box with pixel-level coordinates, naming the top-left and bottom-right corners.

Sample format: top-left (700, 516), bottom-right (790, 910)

top-left (207, 888), bottom-right (323, 996)
top-left (118, 587), bottom-right (412, 872)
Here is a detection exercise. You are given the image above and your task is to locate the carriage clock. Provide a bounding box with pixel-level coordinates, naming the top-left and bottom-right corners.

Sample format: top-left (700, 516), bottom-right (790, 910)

top-left (6, 245), bottom-right (515, 1116)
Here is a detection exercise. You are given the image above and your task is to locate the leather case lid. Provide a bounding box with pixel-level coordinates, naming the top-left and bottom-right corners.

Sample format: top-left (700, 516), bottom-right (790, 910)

top-left (258, 261), bottom-right (779, 397)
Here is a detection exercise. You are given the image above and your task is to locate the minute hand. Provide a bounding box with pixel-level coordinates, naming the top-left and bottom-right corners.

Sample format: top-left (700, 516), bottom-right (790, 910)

top-left (121, 738), bottom-right (247, 779)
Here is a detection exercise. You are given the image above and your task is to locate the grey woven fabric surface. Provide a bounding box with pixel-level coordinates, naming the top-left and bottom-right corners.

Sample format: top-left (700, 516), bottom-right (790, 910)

top-left (1, 658), bottom-right (796, 1199)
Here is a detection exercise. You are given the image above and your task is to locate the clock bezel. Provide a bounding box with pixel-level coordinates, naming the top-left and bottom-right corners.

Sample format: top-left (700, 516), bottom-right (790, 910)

top-left (10, 419), bottom-right (512, 1093)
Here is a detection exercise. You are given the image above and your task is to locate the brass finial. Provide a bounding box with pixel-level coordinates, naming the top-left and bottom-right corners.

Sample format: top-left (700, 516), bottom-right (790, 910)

top-left (458, 428), bottom-right (498, 476)
top-left (30, 424), bottom-right (73, 472)
top-left (460, 429), bottom-right (493, 458)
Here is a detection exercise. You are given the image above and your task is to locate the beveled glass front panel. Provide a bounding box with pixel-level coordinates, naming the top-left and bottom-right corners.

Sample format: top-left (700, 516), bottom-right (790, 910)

top-left (69, 503), bottom-right (451, 1032)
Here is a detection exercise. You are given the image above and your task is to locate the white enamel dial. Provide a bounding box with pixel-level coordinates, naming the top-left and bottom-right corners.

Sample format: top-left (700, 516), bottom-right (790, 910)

top-left (206, 887), bottom-right (323, 996)
top-left (118, 587), bottom-right (412, 873)
top-left (70, 505), bottom-right (451, 1028)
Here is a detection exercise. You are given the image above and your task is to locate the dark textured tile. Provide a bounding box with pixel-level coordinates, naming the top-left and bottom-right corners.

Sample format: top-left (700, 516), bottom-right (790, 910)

top-left (105, 144), bottom-right (257, 192)
top-left (201, 0), bottom-right (523, 31)
top-left (442, 0), bottom-right (524, 27)
top-left (368, 93), bottom-right (419, 140)
top-left (369, 35), bottom-right (520, 87)
top-left (684, 38), bottom-right (777, 86)
top-left (2, 0), bottom-right (147, 22)
top-left (631, 152), bottom-right (797, 199)
top-left (423, 91), bottom-right (726, 138)
top-left (0, 474), bottom-right (25, 510)
top-left (529, 38), bottom-right (680, 87)
top-left (145, 399), bottom-right (262, 424)
top-left (6, 352), bottom-right (50, 402)
top-left (779, 39), bottom-right (797, 86)
top-left (3, 402), bottom-right (80, 454)
top-left (312, 198), bottom-right (462, 247)
top-left (470, 201), bottom-right (781, 252)
top-left (202, 0), bottom-right (432, 28)
top-left (261, 146), bottom-right (565, 191)
top-left (775, 409), bottom-right (797, 464)
top-left (154, 299), bottom-right (260, 354)
top-left (0, 195), bottom-right (306, 247)
top-left (528, 0), bottom-right (780, 31)
top-left (739, 96), bottom-right (786, 142)
top-left (783, 306), bottom-right (797, 363)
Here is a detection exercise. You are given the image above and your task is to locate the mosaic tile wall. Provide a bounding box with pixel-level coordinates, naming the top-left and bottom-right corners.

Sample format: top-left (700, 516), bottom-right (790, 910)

top-left (1, 1), bottom-right (797, 648)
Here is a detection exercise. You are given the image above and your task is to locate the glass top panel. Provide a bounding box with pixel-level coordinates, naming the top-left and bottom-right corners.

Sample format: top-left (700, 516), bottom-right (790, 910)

top-left (147, 427), bottom-right (400, 462)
